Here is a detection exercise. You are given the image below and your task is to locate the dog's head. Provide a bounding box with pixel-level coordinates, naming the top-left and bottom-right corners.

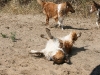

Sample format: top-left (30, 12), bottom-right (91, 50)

top-left (52, 50), bottom-right (68, 64)
top-left (66, 1), bottom-right (75, 13)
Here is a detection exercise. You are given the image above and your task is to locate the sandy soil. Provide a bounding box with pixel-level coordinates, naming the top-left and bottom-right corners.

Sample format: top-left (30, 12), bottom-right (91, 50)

top-left (0, 13), bottom-right (100, 75)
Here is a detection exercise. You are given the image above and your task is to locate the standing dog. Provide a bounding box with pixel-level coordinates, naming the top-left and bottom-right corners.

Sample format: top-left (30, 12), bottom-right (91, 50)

top-left (37, 0), bottom-right (75, 30)
top-left (30, 28), bottom-right (81, 64)
top-left (90, 1), bottom-right (100, 28)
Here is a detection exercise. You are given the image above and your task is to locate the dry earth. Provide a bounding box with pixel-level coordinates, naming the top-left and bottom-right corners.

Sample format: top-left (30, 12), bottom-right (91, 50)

top-left (0, 13), bottom-right (100, 75)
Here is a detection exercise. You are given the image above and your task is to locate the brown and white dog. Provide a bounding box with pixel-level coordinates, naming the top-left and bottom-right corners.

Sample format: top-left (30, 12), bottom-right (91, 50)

top-left (37, 0), bottom-right (75, 30)
top-left (90, 1), bottom-right (100, 28)
top-left (30, 28), bottom-right (81, 64)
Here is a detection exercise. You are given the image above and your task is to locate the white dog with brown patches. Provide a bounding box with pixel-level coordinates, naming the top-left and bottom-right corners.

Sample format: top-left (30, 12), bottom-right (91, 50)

top-left (30, 28), bottom-right (81, 64)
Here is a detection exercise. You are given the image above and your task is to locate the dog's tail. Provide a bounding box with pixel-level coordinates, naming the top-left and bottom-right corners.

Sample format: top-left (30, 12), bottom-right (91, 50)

top-left (37, 0), bottom-right (46, 7)
top-left (30, 50), bottom-right (44, 56)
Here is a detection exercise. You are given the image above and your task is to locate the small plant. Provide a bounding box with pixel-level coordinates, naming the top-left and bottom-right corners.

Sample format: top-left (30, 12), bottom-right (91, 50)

top-left (1, 32), bottom-right (18, 42)
top-left (10, 32), bottom-right (16, 42)
top-left (0, 33), bottom-right (8, 38)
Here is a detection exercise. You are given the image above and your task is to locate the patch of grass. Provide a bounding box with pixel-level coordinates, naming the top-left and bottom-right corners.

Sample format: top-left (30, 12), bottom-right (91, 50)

top-left (0, 33), bottom-right (8, 38)
top-left (10, 32), bottom-right (17, 42)
top-left (0, 0), bottom-right (41, 14)
top-left (0, 0), bottom-right (100, 17)
top-left (1, 32), bottom-right (17, 42)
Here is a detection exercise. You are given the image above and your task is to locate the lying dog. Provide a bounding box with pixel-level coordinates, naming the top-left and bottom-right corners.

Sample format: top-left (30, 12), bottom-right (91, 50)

top-left (30, 28), bottom-right (81, 64)
top-left (37, 0), bottom-right (75, 30)
top-left (90, 1), bottom-right (100, 28)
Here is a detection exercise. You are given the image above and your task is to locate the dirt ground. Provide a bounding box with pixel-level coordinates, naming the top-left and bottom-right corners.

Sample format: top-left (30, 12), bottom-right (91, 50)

top-left (0, 13), bottom-right (100, 75)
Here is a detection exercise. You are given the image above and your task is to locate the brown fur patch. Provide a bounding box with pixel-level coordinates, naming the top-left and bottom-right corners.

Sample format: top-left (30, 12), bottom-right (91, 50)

top-left (64, 41), bottom-right (72, 54)
top-left (53, 50), bottom-right (65, 64)
top-left (71, 31), bottom-right (78, 42)
top-left (63, 32), bottom-right (78, 54)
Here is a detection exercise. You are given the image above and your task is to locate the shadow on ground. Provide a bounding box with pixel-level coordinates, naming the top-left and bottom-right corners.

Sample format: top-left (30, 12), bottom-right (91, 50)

top-left (63, 25), bottom-right (89, 30)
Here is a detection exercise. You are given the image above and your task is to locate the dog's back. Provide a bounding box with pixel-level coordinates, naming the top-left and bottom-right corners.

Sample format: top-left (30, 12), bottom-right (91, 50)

top-left (43, 2), bottom-right (58, 18)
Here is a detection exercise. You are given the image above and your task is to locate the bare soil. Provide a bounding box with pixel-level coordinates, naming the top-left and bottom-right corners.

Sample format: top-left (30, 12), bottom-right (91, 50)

top-left (0, 13), bottom-right (100, 75)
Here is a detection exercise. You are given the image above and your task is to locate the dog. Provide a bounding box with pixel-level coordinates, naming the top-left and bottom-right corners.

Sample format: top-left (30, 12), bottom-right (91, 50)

top-left (90, 1), bottom-right (100, 28)
top-left (30, 28), bottom-right (81, 64)
top-left (37, 0), bottom-right (75, 30)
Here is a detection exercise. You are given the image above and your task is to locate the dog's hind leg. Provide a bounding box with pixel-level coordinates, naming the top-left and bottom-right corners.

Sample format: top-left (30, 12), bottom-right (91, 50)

top-left (30, 50), bottom-right (44, 56)
top-left (40, 34), bottom-right (49, 40)
top-left (40, 28), bottom-right (54, 40)
top-left (45, 28), bottom-right (54, 39)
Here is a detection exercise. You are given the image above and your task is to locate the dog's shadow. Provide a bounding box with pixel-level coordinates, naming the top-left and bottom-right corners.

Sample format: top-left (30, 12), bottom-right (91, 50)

top-left (66, 46), bottom-right (88, 65)
top-left (70, 46), bottom-right (88, 57)
top-left (63, 25), bottom-right (89, 30)
top-left (50, 24), bottom-right (89, 30)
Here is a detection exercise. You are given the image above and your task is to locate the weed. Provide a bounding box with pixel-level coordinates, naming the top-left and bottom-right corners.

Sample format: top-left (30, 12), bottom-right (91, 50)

top-left (0, 33), bottom-right (8, 38)
top-left (10, 32), bottom-right (16, 42)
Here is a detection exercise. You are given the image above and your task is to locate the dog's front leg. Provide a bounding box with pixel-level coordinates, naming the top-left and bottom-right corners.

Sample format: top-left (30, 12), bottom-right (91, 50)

top-left (57, 16), bottom-right (64, 30)
top-left (96, 9), bottom-right (100, 28)
top-left (96, 17), bottom-right (100, 28)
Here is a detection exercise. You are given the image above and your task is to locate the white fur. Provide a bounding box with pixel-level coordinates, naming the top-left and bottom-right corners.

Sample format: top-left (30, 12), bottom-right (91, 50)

top-left (97, 9), bottom-right (100, 15)
top-left (61, 32), bottom-right (72, 42)
top-left (31, 38), bottom-right (64, 60)
top-left (58, 4), bottom-right (61, 17)
top-left (96, 9), bottom-right (100, 28)
top-left (57, 4), bottom-right (64, 30)
top-left (96, 21), bottom-right (99, 28)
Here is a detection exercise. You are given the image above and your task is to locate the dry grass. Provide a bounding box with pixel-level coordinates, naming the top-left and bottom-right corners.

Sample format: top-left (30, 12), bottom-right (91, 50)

top-left (0, 0), bottom-right (100, 17)
top-left (0, 0), bottom-right (41, 15)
